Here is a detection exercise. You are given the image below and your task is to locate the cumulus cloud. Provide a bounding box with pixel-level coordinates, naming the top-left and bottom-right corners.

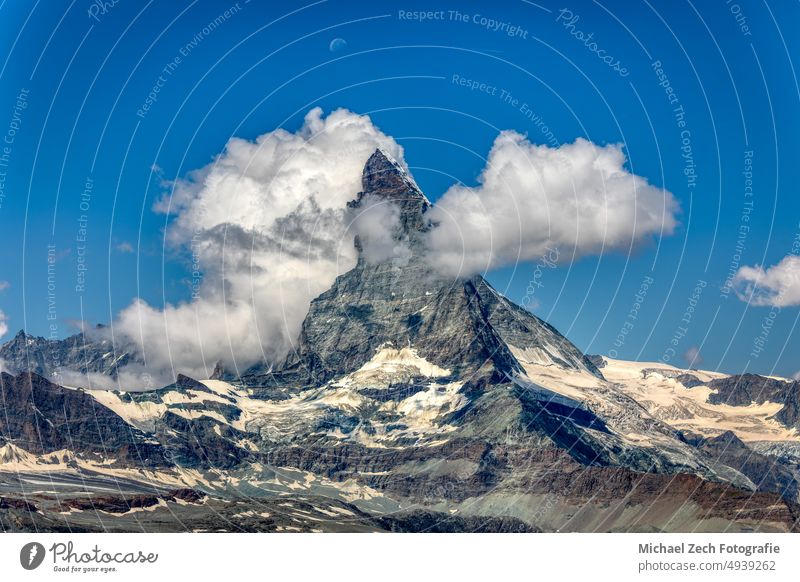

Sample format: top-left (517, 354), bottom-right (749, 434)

top-left (733, 255), bottom-right (800, 307)
top-left (424, 132), bottom-right (679, 277)
top-left (349, 194), bottom-right (410, 265)
top-left (116, 241), bottom-right (134, 253)
top-left (111, 107), bottom-right (404, 383)
top-left (0, 309), bottom-right (7, 338)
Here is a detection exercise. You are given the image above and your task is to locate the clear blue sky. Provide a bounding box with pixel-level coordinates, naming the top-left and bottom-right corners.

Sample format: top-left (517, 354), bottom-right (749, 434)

top-left (1, 0), bottom-right (798, 377)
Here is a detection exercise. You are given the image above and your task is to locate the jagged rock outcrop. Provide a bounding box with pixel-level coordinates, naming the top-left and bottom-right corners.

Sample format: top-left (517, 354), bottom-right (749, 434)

top-left (675, 373), bottom-right (703, 388)
top-left (775, 381), bottom-right (800, 428)
top-left (0, 327), bottom-right (134, 379)
top-left (697, 431), bottom-right (799, 501)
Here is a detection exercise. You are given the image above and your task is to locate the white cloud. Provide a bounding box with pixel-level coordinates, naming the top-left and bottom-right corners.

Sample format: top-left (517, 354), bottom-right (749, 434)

top-left (733, 255), bottom-right (800, 307)
top-left (0, 309), bottom-right (8, 338)
top-left (424, 132), bottom-right (679, 277)
top-left (0, 281), bottom-right (9, 292)
top-left (116, 241), bottom-right (134, 253)
top-left (111, 107), bottom-right (404, 383)
top-left (349, 193), bottom-right (410, 265)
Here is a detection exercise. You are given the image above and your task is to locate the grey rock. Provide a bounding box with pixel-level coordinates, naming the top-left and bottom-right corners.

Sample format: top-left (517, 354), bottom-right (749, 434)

top-left (697, 431), bottom-right (799, 501)
top-left (585, 354), bottom-right (606, 369)
top-left (675, 373), bottom-right (703, 388)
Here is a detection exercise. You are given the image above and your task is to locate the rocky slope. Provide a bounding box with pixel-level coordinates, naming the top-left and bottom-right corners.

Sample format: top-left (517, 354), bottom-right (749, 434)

top-left (0, 372), bottom-right (165, 467)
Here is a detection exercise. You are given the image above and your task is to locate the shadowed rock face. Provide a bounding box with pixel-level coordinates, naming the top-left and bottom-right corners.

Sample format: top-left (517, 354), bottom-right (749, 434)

top-left (775, 382), bottom-right (800, 427)
top-left (155, 412), bottom-right (251, 470)
top-left (249, 149), bottom-right (599, 387)
top-left (58, 488), bottom-right (206, 514)
top-left (358, 148), bottom-right (431, 233)
top-left (0, 370), bottom-right (252, 472)
top-left (675, 373), bottom-right (703, 388)
top-left (707, 373), bottom-right (792, 406)
top-left (0, 372), bottom-right (166, 467)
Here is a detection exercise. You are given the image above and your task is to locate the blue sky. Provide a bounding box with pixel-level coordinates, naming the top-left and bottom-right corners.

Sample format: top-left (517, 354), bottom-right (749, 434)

top-left (0, 0), bottom-right (799, 378)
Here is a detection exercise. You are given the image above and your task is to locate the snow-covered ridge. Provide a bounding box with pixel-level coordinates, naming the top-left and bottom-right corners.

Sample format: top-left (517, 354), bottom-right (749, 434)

top-left (601, 358), bottom-right (798, 443)
top-left (511, 350), bottom-right (799, 445)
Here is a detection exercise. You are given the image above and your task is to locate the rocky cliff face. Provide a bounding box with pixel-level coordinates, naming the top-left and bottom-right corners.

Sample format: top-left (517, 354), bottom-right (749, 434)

top-left (0, 371), bottom-right (165, 466)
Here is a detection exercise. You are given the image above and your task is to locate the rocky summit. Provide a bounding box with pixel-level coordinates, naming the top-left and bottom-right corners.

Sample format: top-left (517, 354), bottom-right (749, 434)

top-left (2, 150), bottom-right (800, 533)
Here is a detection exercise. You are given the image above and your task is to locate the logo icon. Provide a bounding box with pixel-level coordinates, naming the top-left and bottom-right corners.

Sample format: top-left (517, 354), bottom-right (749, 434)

top-left (19, 542), bottom-right (45, 570)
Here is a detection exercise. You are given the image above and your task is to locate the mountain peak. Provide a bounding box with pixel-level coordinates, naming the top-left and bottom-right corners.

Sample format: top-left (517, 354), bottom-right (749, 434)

top-left (362, 148), bottom-right (428, 203)
top-left (8, 329), bottom-right (40, 345)
top-left (349, 149), bottom-right (430, 238)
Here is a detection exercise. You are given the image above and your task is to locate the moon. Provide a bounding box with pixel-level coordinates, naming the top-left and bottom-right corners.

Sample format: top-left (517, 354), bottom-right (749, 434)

top-left (329, 38), bottom-right (347, 52)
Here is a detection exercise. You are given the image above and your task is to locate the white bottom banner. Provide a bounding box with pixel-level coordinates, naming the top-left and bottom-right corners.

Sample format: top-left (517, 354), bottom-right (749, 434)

top-left (1, 533), bottom-right (797, 581)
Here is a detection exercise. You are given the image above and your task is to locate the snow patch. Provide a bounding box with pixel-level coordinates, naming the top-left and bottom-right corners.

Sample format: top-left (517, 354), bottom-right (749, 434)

top-left (335, 345), bottom-right (451, 389)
